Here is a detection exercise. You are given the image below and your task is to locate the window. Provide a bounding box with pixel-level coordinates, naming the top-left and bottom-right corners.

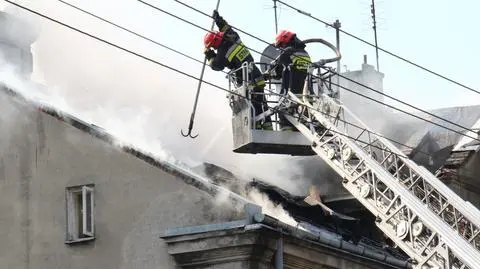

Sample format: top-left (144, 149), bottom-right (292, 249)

top-left (65, 184), bottom-right (95, 243)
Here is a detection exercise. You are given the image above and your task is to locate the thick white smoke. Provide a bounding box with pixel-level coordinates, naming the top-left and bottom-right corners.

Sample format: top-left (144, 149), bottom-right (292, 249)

top-left (1, 2), bottom-right (306, 224)
top-left (25, 2), bottom-right (319, 194)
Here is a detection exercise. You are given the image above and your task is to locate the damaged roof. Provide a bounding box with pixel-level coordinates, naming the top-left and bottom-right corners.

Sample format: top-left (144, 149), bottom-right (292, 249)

top-left (195, 162), bottom-right (409, 261)
top-left (367, 104), bottom-right (480, 174)
top-left (391, 105), bottom-right (480, 152)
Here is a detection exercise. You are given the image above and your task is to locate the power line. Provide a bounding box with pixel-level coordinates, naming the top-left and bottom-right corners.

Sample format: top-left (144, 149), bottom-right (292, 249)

top-left (58, 0), bottom-right (468, 152)
top-left (137, 0), bottom-right (277, 65)
top-left (53, 0), bottom-right (413, 149)
top-left (57, 0), bottom-right (230, 76)
top-left (329, 79), bottom-right (480, 142)
top-left (276, 0), bottom-right (480, 96)
top-left (4, 0), bottom-right (430, 160)
top-left (334, 70), bottom-right (474, 133)
top-left (3, 0), bottom-right (240, 98)
top-left (165, 0), bottom-right (476, 133)
top-left (56, 0), bottom-right (205, 67)
top-left (58, 0), bottom-right (376, 143)
top-left (139, 0), bottom-right (479, 141)
top-left (51, 2), bottom-right (440, 158)
top-left (172, 0), bottom-right (279, 48)
top-left (63, 0), bottom-right (434, 154)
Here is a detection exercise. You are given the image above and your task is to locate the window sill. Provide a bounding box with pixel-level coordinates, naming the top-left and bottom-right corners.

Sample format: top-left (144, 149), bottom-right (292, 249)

top-left (65, 237), bottom-right (95, 244)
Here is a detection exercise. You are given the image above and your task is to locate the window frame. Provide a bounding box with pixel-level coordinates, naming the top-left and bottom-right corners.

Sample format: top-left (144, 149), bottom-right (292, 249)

top-left (82, 185), bottom-right (95, 237)
top-left (65, 184), bottom-right (96, 244)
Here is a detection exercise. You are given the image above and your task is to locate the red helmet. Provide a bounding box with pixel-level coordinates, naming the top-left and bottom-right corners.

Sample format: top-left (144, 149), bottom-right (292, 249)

top-left (204, 31), bottom-right (224, 49)
top-left (275, 30), bottom-right (295, 47)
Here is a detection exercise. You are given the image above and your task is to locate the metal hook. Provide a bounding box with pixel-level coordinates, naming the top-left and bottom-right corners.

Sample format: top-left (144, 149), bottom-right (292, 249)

top-left (180, 128), bottom-right (199, 138)
top-left (180, 0), bottom-right (220, 139)
top-left (180, 113), bottom-right (199, 138)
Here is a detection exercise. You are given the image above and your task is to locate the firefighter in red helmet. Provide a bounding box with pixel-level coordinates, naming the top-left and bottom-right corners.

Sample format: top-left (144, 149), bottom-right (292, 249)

top-left (203, 10), bottom-right (272, 130)
top-left (267, 29), bottom-right (312, 132)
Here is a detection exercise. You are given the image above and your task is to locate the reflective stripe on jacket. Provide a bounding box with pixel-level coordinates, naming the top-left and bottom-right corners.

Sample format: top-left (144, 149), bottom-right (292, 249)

top-left (225, 40), bottom-right (250, 63)
top-left (290, 51), bottom-right (311, 72)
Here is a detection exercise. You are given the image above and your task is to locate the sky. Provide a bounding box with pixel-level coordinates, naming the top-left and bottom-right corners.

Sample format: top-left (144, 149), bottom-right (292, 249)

top-left (1, 0), bottom-right (479, 194)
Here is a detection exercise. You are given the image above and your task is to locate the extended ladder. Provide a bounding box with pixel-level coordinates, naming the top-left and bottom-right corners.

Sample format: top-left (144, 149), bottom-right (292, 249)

top-left (227, 39), bottom-right (480, 267)
top-left (276, 68), bottom-right (480, 268)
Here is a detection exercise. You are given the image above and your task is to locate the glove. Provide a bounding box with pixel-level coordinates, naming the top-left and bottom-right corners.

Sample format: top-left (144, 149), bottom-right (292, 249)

top-left (204, 48), bottom-right (216, 59)
top-left (212, 10), bottom-right (220, 22)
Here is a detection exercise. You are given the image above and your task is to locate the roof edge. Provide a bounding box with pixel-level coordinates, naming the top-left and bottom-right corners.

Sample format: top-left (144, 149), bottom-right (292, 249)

top-left (160, 214), bottom-right (411, 269)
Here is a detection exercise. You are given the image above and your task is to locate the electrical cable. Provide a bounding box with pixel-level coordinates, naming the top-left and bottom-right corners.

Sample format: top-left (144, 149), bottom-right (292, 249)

top-left (3, 0), bottom-right (242, 100)
top-left (4, 0), bottom-right (431, 160)
top-left (276, 0), bottom-right (480, 97)
top-left (156, 0), bottom-right (477, 135)
top-left (56, 0), bottom-right (228, 75)
top-left (262, 86), bottom-right (433, 157)
top-left (328, 79), bottom-right (480, 142)
top-left (172, 0), bottom-right (278, 49)
top-left (56, 0), bottom-right (436, 158)
top-left (137, 0), bottom-right (480, 141)
top-left (34, 0), bottom-right (480, 155)
top-left (136, 0), bottom-right (278, 64)
top-left (332, 70), bottom-right (474, 133)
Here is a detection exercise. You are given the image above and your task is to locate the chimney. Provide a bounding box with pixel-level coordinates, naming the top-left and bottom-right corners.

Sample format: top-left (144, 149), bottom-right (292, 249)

top-left (362, 54), bottom-right (375, 72)
top-left (0, 11), bottom-right (38, 77)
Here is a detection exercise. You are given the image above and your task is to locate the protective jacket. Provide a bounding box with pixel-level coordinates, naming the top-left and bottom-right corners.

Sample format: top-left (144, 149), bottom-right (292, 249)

top-left (205, 16), bottom-right (264, 88)
top-left (272, 37), bottom-right (312, 94)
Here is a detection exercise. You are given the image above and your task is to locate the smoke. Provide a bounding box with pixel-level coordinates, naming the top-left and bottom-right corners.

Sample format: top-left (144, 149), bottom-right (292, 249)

top-left (245, 188), bottom-right (300, 227)
top-left (0, 2), bottom-right (316, 225)
top-left (338, 62), bottom-right (394, 135)
top-left (27, 3), bottom-right (317, 194)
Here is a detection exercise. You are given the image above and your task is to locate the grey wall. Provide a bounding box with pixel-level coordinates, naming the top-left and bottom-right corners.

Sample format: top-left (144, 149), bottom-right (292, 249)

top-left (0, 95), bottom-right (243, 269)
top-left (448, 153), bottom-right (480, 207)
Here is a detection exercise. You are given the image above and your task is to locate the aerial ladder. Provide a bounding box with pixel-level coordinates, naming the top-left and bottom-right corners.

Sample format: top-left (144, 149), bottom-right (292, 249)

top-left (226, 39), bottom-right (480, 269)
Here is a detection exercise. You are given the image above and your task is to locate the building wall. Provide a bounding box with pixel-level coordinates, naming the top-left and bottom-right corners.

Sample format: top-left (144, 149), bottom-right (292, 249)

top-left (450, 153), bottom-right (480, 206)
top-left (0, 95), bottom-right (243, 269)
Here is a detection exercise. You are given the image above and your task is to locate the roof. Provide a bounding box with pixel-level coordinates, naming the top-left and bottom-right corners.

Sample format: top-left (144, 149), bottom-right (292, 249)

top-left (1, 84), bottom-right (410, 266)
top-left (194, 162), bottom-right (409, 260)
top-left (393, 105), bottom-right (480, 151)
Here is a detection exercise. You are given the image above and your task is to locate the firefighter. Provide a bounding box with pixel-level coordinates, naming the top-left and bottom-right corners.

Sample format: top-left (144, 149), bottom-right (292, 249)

top-left (203, 10), bottom-right (272, 130)
top-left (268, 30), bottom-right (312, 131)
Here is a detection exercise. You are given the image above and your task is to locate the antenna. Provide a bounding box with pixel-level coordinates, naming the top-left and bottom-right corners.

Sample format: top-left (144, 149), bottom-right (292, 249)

top-left (273, 0), bottom-right (278, 34)
top-left (371, 0), bottom-right (379, 71)
top-left (333, 19), bottom-right (341, 98)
